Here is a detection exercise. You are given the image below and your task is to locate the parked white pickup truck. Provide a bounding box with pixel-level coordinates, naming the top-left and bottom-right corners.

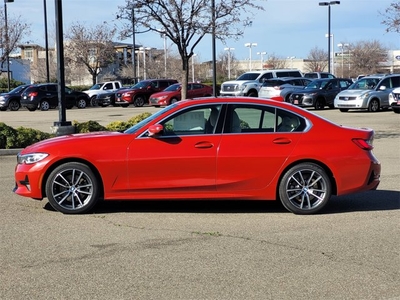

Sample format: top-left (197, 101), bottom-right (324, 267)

top-left (83, 81), bottom-right (122, 106)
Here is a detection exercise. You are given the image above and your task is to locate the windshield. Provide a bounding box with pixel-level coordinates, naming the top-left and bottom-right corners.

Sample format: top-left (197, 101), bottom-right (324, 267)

top-left (164, 84), bottom-right (181, 92)
top-left (10, 85), bottom-right (30, 93)
top-left (124, 104), bottom-right (177, 134)
top-left (131, 81), bottom-right (151, 89)
top-left (236, 73), bottom-right (260, 81)
top-left (89, 84), bottom-right (102, 90)
top-left (348, 78), bottom-right (380, 90)
top-left (304, 80), bottom-right (329, 90)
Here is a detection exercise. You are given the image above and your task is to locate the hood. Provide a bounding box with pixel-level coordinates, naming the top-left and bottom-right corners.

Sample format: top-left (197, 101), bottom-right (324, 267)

top-left (337, 89), bottom-right (370, 96)
top-left (21, 131), bottom-right (123, 154)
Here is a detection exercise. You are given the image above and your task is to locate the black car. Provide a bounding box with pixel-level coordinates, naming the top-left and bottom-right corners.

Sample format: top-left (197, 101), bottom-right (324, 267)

top-left (20, 83), bottom-right (90, 111)
top-left (0, 84), bottom-right (32, 111)
top-left (289, 78), bottom-right (353, 110)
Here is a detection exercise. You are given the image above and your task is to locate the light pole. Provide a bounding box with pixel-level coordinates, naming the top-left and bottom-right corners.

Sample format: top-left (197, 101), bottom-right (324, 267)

top-left (131, 6), bottom-right (136, 83)
top-left (244, 43), bottom-right (257, 71)
top-left (191, 53), bottom-right (197, 82)
top-left (257, 51), bottom-right (267, 70)
top-left (325, 33), bottom-right (334, 74)
top-left (224, 47), bottom-right (234, 79)
top-left (337, 43), bottom-right (349, 77)
top-left (4, 0), bottom-right (13, 92)
top-left (43, 0), bottom-right (50, 82)
top-left (319, 1), bottom-right (340, 73)
top-left (139, 47), bottom-right (151, 80)
top-left (287, 56), bottom-right (296, 68)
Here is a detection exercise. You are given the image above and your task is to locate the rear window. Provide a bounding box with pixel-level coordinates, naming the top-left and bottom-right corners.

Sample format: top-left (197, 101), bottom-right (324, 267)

top-left (262, 80), bottom-right (285, 87)
top-left (276, 71), bottom-right (302, 78)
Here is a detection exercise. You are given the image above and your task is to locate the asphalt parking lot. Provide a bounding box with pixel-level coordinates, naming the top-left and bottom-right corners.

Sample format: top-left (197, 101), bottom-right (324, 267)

top-left (0, 105), bottom-right (399, 299)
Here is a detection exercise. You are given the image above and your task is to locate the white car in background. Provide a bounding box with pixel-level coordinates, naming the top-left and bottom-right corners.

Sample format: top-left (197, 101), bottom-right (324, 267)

top-left (259, 77), bottom-right (313, 102)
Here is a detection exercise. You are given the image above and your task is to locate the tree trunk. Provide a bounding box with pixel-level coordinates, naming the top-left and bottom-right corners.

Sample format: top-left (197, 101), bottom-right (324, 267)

top-left (180, 57), bottom-right (190, 100)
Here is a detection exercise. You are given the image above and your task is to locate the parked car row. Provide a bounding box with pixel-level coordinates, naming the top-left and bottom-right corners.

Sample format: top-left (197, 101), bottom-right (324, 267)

top-left (0, 83), bottom-right (90, 111)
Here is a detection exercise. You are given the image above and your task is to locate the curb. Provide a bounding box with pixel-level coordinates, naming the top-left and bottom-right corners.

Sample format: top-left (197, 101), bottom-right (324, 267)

top-left (0, 149), bottom-right (22, 156)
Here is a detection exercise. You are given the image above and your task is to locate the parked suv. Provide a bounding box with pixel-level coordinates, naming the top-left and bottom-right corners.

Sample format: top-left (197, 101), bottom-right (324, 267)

top-left (114, 79), bottom-right (178, 107)
top-left (21, 83), bottom-right (90, 111)
top-left (334, 74), bottom-right (400, 112)
top-left (304, 72), bottom-right (336, 79)
top-left (220, 69), bottom-right (303, 97)
top-left (259, 77), bottom-right (313, 101)
top-left (289, 78), bottom-right (353, 110)
top-left (388, 88), bottom-right (400, 113)
top-left (82, 81), bottom-right (122, 106)
top-left (0, 84), bottom-right (32, 111)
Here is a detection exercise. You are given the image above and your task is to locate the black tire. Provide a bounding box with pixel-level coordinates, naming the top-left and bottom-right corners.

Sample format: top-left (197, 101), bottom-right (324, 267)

top-left (393, 108), bottom-right (400, 114)
top-left (45, 162), bottom-right (100, 214)
top-left (90, 96), bottom-right (98, 107)
top-left (247, 90), bottom-right (258, 97)
top-left (27, 107), bottom-right (36, 111)
top-left (0, 107), bottom-right (6, 111)
top-left (279, 163), bottom-right (331, 215)
top-left (314, 98), bottom-right (325, 110)
top-left (40, 100), bottom-right (50, 111)
top-left (133, 95), bottom-right (145, 107)
top-left (339, 108), bottom-right (349, 112)
top-left (76, 98), bottom-right (87, 109)
top-left (121, 104), bottom-right (129, 108)
top-left (368, 99), bottom-right (379, 112)
top-left (170, 98), bottom-right (178, 104)
top-left (8, 100), bottom-right (20, 111)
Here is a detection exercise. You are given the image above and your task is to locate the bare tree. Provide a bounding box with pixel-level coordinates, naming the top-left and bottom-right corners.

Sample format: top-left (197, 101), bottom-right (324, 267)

top-left (0, 9), bottom-right (30, 75)
top-left (381, 1), bottom-right (400, 33)
top-left (348, 40), bottom-right (388, 76)
top-left (64, 22), bottom-right (117, 85)
top-left (304, 47), bottom-right (328, 73)
top-left (265, 54), bottom-right (288, 70)
top-left (117, 0), bottom-right (265, 98)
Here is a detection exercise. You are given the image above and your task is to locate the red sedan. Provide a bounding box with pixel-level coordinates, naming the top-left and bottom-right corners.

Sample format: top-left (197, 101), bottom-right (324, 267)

top-left (149, 83), bottom-right (213, 106)
top-left (14, 97), bottom-right (381, 215)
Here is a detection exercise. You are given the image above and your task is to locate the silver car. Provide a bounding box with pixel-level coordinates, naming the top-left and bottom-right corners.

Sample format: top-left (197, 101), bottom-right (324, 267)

top-left (334, 74), bottom-right (400, 112)
top-left (259, 77), bottom-right (313, 101)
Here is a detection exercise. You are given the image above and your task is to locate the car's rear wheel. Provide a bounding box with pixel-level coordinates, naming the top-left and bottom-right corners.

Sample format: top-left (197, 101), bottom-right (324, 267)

top-left (339, 108), bottom-right (349, 112)
top-left (133, 95), bottom-right (145, 107)
top-left (279, 163), bottom-right (331, 214)
top-left (9, 100), bottom-right (20, 111)
top-left (368, 99), bottom-right (379, 112)
top-left (76, 98), bottom-right (87, 109)
top-left (40, 100), bottom-right (50, 111)
top-left (314, 98), bottom-right (325, 110)
top-left (45, 162), bottom-right (100, 214)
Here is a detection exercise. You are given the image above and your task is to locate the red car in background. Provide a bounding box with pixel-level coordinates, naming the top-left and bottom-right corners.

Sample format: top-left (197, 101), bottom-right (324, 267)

top-left (149, 83), bottom-right (213, 106)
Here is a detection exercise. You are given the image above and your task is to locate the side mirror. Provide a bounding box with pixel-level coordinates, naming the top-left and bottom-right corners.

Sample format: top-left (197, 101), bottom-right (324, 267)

top-left (379, 85), bottom-right (386, 91)
top-left (148, 124), bottom-right (163, 137)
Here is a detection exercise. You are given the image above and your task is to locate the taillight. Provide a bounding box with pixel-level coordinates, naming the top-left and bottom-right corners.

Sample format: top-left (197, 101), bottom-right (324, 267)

top-left (352, 138), bottom-right (373, 150)
top-left (28, 91), bottom-right (38, 97)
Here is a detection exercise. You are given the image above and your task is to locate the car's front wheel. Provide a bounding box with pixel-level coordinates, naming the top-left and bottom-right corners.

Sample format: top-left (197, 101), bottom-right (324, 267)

top-left (133, 95), bottom-right (145, 107)
top-left (170, 98), bottom-right (178, 104)
top-left (45, 162), bottom-right (101, 214)
top-left (368, 99), bottom-right (380, 112)
top-left (90, 96), bottom-right (98, 107)
top-left (279, 163), bottom-right (331, 214)
top-left (314, 98), bottom-right (325, 110)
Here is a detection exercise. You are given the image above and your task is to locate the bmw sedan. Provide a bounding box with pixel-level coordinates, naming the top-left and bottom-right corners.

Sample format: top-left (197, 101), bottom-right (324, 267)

top-left (14, 97), bottom-right (381, 215)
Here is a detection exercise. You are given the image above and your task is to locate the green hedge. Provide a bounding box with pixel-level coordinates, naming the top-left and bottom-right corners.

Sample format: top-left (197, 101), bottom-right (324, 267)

top-left (0, 112), bottom-right (152, 149)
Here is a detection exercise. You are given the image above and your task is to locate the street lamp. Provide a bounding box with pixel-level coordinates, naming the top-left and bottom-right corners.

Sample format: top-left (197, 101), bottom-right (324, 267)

top-left (224, 47), bottom-right (234, 79)
top-left (319, 1), bottom-right (340, 73)
top-left (325, 33), bottom-right (334, 74)
top-left (287, 56), bottom-right (296, 68)
top-left (139, 47), bottom-right (151, 80)
top-left (4, 0), bottom-right (14, 92)
top-left (337, 43), bottom-right (349, 77)
top-left (257, 51), bottom-right (267, 70)
top-left (244, 43), bottom-right (257, 71)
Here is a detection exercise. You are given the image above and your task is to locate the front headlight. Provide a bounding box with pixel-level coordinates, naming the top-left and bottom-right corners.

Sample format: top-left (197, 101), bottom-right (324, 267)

top-left (17, 153), bottom-right (49, 165)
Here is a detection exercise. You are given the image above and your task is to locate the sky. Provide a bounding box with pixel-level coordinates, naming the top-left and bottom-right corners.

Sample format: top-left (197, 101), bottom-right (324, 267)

top-left (9, 0), bottom-right (400, 63)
